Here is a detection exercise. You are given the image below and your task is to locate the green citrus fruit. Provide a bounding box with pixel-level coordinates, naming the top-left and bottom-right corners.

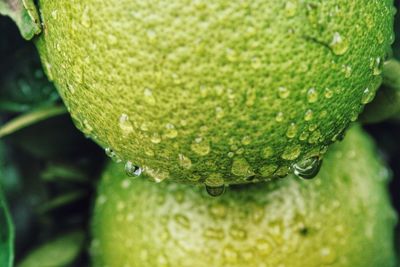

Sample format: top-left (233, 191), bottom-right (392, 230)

top-left (35, 1), bottom-right (395, 184)
top-left (91, 125), bottom-right (397, 267)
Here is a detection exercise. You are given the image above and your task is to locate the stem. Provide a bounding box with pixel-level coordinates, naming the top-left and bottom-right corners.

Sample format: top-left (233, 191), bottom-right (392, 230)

top-left (360, 59), bottom-right (400, 124)
top-left (0, 105), bottom-right (67, 139)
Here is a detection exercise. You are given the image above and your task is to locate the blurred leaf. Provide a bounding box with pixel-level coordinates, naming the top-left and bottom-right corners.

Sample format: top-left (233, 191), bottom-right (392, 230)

top-left (0, 185), bottom-right (14, 267)
top-left (36, 191), bottom-right (87, 214)
top-left (17, 231), bottom-right (85, 267)
top-left (0, 17), bottom-right (58, 113)
top-left (0, 0), bottom-right (42, 40)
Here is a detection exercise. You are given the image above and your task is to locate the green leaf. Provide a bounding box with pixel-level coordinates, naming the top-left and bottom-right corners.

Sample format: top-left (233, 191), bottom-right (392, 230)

top-left (0, 0), bottom-right (41, 40)
top-left (0, 185), bottom-right (14, 267)
top-left (17, 231), bottom-right (85, 267)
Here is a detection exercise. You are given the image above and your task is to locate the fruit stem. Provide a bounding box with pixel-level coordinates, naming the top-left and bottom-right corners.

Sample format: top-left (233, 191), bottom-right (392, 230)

top-left (360, 59), bottom-right (400, 124)
top-left (0, 0), bottom-right (42, 40)
top-left (0, 105), bottom-right (67, 138)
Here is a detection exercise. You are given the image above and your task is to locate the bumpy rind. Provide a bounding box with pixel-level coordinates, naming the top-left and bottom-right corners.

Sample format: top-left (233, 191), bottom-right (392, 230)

top-left (91, 125), bottom-right (397, 267)
top-left (35, 0), bottom-right (395, 184)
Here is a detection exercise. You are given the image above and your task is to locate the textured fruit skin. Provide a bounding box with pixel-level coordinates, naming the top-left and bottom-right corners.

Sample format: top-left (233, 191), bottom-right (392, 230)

top-left (91, 125), bottom-right (397, 267)
top-left (35, 0), bottom-right (395, 184)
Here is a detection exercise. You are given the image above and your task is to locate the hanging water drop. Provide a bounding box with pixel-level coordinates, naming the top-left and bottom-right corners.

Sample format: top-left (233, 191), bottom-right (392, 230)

top-left (329, 32), bottom-right (349, 56)
top-left (205, 174), bottom-right (225, 197)
top-left (205, 184), bottom-right (226, 197)
top-left (124, 161), bottom-right (142, 177)
top-left (105, 147), bottom-right (122, 163)
top-left (293, 156), bottom-right (323, 179)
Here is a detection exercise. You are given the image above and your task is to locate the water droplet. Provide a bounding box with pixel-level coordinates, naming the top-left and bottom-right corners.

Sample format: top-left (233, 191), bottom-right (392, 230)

top-left (370, 57), bottom-right (383, 76)
top-left (284, 1), bottom-right (297, 18)
top-left (191, 137), bottom-right (210, 156)
top-left (51, 10), bottom-right (58, 19)
top-left (124, 161), bottom-right (142, 177)
top-left (281, 145), bottom-right (302, 160)
top-left (164, 123), bottom-right (178, 138)
top-left (262, 146), bottom-right (274, 159)
top-left (145, 167), bottom-right (169, 183)
top-left (278, 86), bottom-right (290, 99)
top-left (361, 88), bottom-right (376, 104)
top-left (299, 131), bottom-right (309, 141)
top-left (329, 32), bottom-right (349, 55)
top-left (342, 65), bottom-right (352, 78)
top-left (223, 246), bottom-right (238, 262)
top-left (143, 88), bottom-right (156, 105)
top-left (231, 157), bottom-right (255, 177)
top-left (119, 113), bottom-right (134, 135)
top-left (151, 133), bottom-right (161, 144)
top-left (286, 123), bottom-right (298, 138)
top-left (307, 88), bottom-right (318, 103)
top-left (320, 247), bottom-right (337, 265)
top-left (105, 147), bottom-right (122, 163)
top-left (229, 225), bottom-right (247, 240)
top-left (251, 57), bottom-right (262, 69)
top-left (324, 88), bottom-right (334, 99)
top-left (256, 239), bottom-right (273, 256)
top-left (205, 174), bottom-right (225, 197)
top-left (81, 6), bottom-right (91, 28)
top-left (304, 109), bottom-right (313, 121)
top-left (260, 164), bottom-right (278, 177)
top-left (293, 156), bottom-right (322, 179)
top-left (174, 214), bottom-right (191, 229)
top-left (178, 154), bottom-right (192, 169)
top-left (241, 136), bottom-right (251, 145)
top-left (275, 112), bottom-right (284, 122)
top-left (215, 106), bottom-right (224, 119)
top-left (203, 227), bottom-right (225, 240)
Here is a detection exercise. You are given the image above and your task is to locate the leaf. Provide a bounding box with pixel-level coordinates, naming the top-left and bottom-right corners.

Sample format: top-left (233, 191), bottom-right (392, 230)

top-left (0, 185), bottom-right (14, 267)
top-left (17, 231), bottom-right (85, 267)
top-left (0, 0), bottom-right (41, 40)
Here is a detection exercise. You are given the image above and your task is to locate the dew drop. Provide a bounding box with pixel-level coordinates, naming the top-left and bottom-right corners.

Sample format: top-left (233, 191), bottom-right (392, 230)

top-left (284, 1), bottom-right (297, 18)
top-left (286, 123), bottom-right (298, 138)
top-left (241, 136), bottom-right (251, 145)
top-left (342, 65), bottom-right (352, 78)
top-left (324, 88), bottom-right (334, 99)
top-left (143, 88), bottom-right (156, 105)
top-left (275, 112), bottom-right (284, 122)
top-left (329, 32), bottom-right (349, 56)
top-left (151, 133), bottom-right (161, 144)
top-left (164, 123), bottom-right (178, 139)
top-left (81, 6), bottom-right (91, 28)
top-left (205, 173), bottom-right (225, 197)
top-left (304, 109), bottom-right (313, 121)
top-left (231, 157), bottom-right (255, 177)
top-left (105, 147), bottom-right (122, 163)
top-left (260, 164), bottom-right (278, 177)
top-left (278, 86), bottom-right (290, 99)
top-left (281, 145), bottom-right (301, 160)
top-left (191, 137), bottom-right (211, 156)
top-left (370, 57), bottom-right (383, 76)
top-left (119, 113), bottom-right (134, 135)
top-left (251, 57), bottom-right (262, 69)
top-left (262, 146), bottom-right (274, 159)
top-left (124, 161), bottom-right (142, 177)
top-left (307, 88), bottom-right (318, 103)
top-left (320, 247), bottom-right (337, 265)
top-left (178, 154), bottom-right (192, 169)
top-left (293, 156), bottom-right (322, 179)
top-left (205, 184), bottom-right (225, 197)
top-left (361, 88), bottom-right (375, 104)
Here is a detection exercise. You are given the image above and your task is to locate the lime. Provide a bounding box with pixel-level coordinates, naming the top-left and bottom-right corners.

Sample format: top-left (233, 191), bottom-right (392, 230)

top-left (91, 125), bottom-right (397, 267)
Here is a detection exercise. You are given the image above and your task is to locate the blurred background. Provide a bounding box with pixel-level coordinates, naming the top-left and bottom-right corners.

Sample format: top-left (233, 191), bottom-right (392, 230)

top-left (0, 3), bottom-right (399, 267)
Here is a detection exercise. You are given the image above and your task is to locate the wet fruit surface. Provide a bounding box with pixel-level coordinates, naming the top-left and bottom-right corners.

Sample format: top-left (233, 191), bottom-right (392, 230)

top-left (35, 0), bottom-right (395, 184)
top-left (91, 125), bottom-right (397, 267)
